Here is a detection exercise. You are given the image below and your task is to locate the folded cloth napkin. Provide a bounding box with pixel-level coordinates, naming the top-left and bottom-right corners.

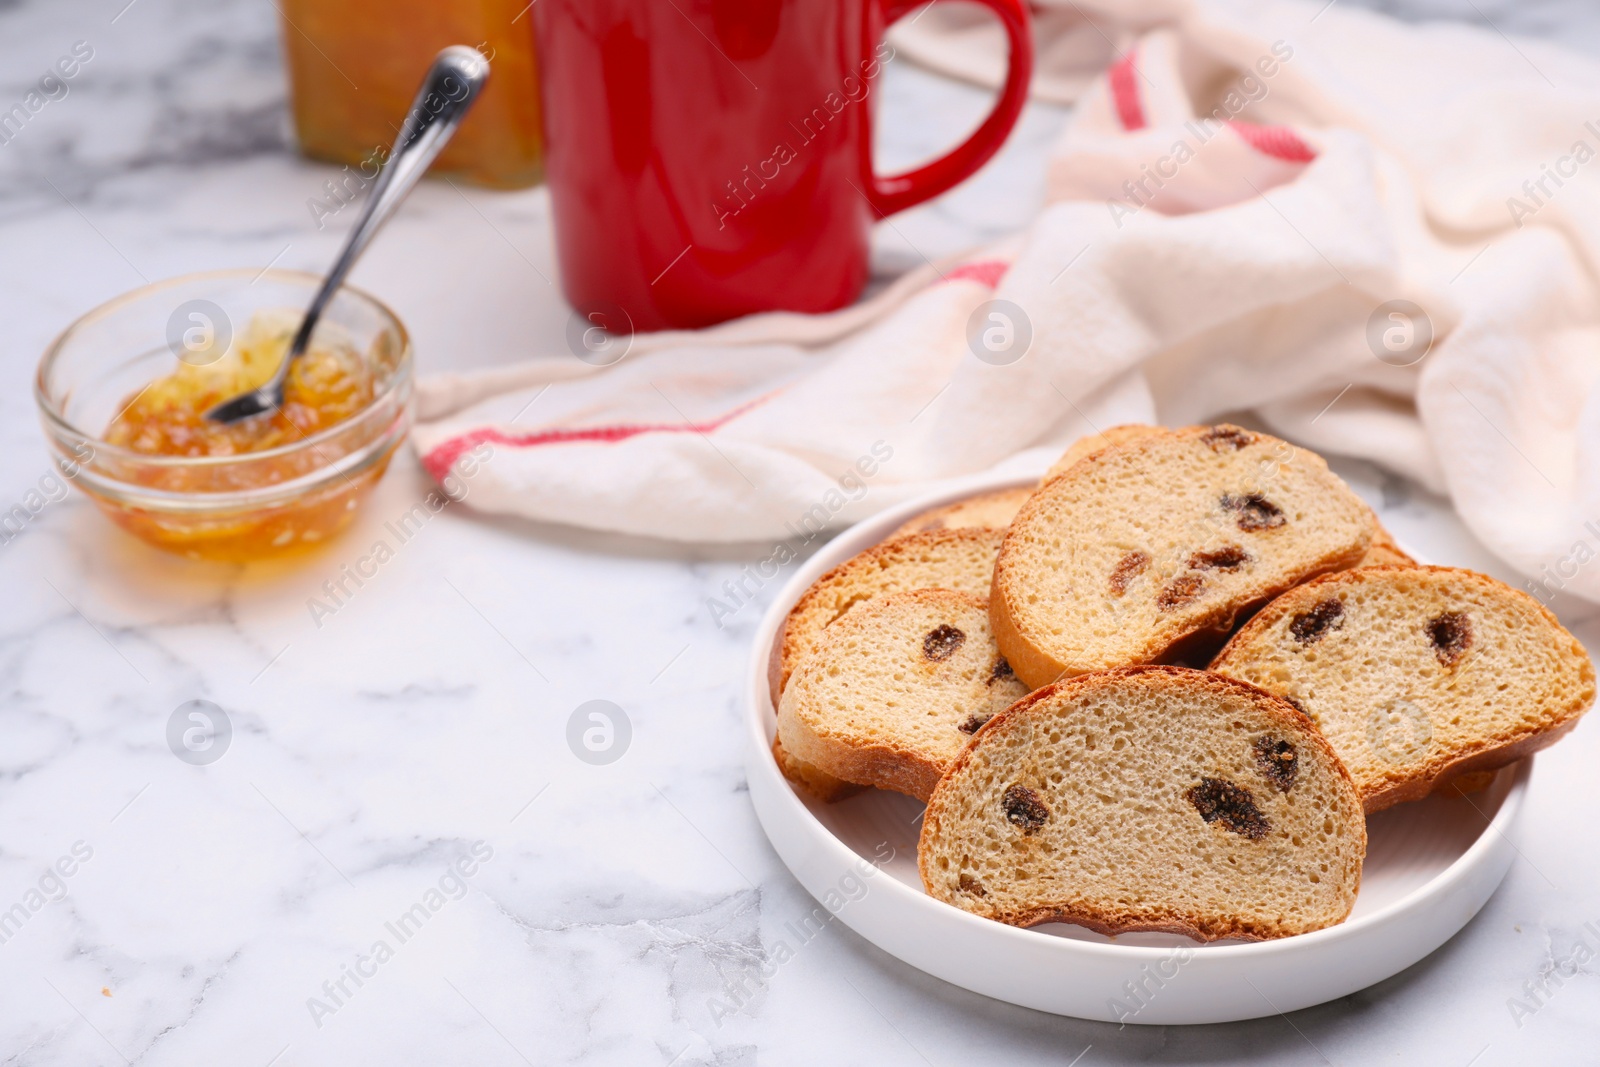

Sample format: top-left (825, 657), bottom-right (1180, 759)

top-left (413, 0), bottom-right (1600, 605)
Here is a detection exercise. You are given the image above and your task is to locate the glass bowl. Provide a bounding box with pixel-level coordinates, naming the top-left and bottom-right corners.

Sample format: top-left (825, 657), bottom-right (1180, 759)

top-left (36, 269), bottom-right (413, 561)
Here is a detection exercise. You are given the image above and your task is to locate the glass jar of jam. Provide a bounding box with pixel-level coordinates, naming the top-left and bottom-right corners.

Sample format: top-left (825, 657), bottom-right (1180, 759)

top-left (279, 0), bottom-right (543, 189)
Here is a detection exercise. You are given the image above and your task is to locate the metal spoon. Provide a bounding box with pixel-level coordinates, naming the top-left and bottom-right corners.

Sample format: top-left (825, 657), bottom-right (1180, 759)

top-left (207, 46), bottom-right (489, 423)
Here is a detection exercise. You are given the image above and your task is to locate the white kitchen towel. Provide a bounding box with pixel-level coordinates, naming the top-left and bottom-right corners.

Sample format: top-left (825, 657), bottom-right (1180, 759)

top-left (413, 0), bottom-right (1600, 605)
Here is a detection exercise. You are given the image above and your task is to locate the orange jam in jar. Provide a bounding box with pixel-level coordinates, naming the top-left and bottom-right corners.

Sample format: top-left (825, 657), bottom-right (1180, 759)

top-left (37, 271), bottom-right (413, 563)
top-left (280, 0), bottom-right (543, 189)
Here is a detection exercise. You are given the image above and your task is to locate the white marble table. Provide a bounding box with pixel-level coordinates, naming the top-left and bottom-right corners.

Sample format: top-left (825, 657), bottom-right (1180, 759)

top-left (1, 1), bottom-right (1598, 1064)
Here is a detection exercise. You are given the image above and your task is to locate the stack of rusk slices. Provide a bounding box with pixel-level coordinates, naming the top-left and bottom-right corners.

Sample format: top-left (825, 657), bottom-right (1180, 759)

top-left (770, 424), bottom-right (1594, 942)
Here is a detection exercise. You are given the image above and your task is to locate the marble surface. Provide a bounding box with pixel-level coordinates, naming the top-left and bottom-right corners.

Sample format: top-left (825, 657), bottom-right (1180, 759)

top-left (1, 1), bottom-right (1599, 1064)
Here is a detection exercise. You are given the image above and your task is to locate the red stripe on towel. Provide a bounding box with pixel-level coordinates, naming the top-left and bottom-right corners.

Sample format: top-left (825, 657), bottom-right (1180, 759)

top-left (1109, 51), bottom-right (1146, 131)
top-left (944, 260), bottom-right (1009, 288)
top-left (421, 392), bottom-right (777, 482)
top-left (1229, 122), bottom-right (1317, 163)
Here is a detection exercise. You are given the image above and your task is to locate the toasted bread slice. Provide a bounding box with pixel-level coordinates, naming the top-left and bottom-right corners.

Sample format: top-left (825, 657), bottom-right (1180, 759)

top-left (776, 590), bottom-right (1030, 801)
top-left (919, 666), bottom-right (1365, 941)
top-left (1041, 423), bottom-right (1163, 484)
top-left (1210, 566), bottom-right (1595, 812)
top-left (888, 486), bottom-right (1033, 540)
top-left (770, 735), bottom-right (863, 803)
top-left (991, 424), bottom-right (1372, 688)
top-left (769, 529), bottom-right (1005, 802)
top-left (1046, 425), bottom-right (1407, 568)
top-left (771, 528), bottom-right (1003, 706)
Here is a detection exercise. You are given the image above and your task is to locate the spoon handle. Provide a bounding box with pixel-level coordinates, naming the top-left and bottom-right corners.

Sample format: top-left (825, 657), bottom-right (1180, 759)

top-left (288, 45), bottom-right (490, 358)
top-left (204, 47), bottom-right (488, 424)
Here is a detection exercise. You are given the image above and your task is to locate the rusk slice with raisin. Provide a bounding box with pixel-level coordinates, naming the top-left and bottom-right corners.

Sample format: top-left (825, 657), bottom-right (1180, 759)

top-left (1044, 425), bottom-right (1408, 567)
top-left (991, 424), bottom-right (1372, 688)
top-left (776, 590), bottom-right (1030, 801)
top-left (770, 528), bottom-right (1003, 706)
top-left (920, 666), bottom-right (1364, 940)
top-left (769, 529), bottom-right (1005, 802)
top-left (888, 487), bottom-right (1034, 540)
top-left (1210, 566), bottom-right (1595, 812)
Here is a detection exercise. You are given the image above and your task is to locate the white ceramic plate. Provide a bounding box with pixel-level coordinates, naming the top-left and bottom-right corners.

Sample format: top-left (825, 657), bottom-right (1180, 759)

top-left (744, 473), bottom-right (1529, 1024)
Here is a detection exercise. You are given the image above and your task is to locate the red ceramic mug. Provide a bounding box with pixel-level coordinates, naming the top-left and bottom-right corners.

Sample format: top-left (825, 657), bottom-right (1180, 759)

top-left (534, 0), bottom-right (1034, 332)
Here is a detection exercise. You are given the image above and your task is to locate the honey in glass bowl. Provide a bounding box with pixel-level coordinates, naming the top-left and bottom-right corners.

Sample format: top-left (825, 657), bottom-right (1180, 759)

top-left (36, 270), bottom-right (413, 562)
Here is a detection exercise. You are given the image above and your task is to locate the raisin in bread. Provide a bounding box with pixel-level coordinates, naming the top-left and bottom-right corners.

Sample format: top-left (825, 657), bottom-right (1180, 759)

top-left (770, 528), bottom-right (1003, 706)
top-left (919, 666), bottom-right (1365, 941)
top-left (991, 424), bottom-right (1372, 688)
top-left (888, 486), bottom-right (1033, 540)
top-left (1210, 566), bottom-right (1595, 812)
top-left (776, 590), bottom-right (1030, 801)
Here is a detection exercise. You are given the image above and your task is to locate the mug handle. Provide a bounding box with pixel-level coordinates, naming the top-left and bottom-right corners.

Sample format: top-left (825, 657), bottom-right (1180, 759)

top-left (867, 0), bottom-right (1034, 218)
